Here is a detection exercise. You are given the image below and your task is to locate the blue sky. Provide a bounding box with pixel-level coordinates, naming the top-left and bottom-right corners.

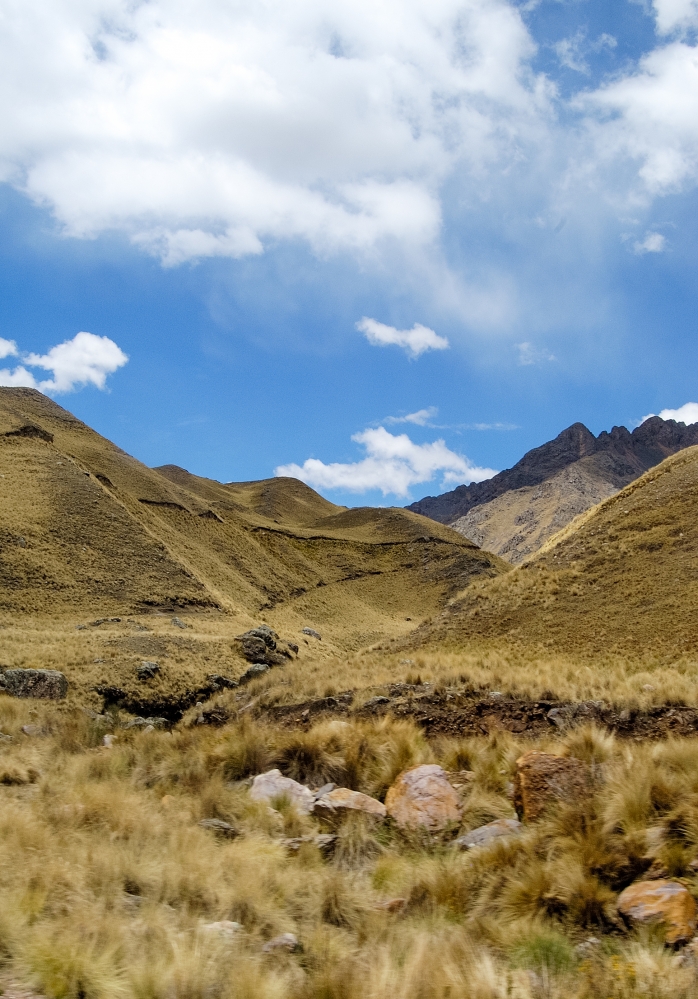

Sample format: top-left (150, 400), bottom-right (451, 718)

top-left (1, 0), bottom-right (697, 507)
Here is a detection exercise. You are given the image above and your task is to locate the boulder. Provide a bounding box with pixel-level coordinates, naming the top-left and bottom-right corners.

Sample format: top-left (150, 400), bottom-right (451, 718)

top-left (250, 769), bottom-right (315, 814)
top-left (201, 920), bottom-right (242, 940)
top-left (1, 668), bottom-right (68, 699)
top-left (262, 932), bottom-right (299, 953)
top-left (136, 662), bottom-right (160, 681)
top-left (514, 751), bottom-right (592, 822)
top-left (617, 879), bottom-right (697, 945)
top-left (239, 663), bottom-right (270, 684)
top-left (455, 817), bottom-right (523, 850)
top-left (313, 787), bottom-right (386, 822)
top-left (385, 764), bottom-right (461, 831)
top-left (281, 834), bottom-right (337, 855)
top-left (198, 818), bottom-right (238, 839)
top-left (302, 628), bottom-right (321, 640)
top-left (235, 627), bottom-right (290, 666)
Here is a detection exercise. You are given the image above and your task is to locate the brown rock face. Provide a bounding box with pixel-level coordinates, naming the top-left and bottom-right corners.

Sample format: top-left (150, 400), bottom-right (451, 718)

top-left (313, 787), bottom-right (386, 821)
top-left (385, 764), bottom-right (461, 831)
top-left (514, 751), bottom-right (592, 822)
top-left (617, 880), bottom-right (697, 945)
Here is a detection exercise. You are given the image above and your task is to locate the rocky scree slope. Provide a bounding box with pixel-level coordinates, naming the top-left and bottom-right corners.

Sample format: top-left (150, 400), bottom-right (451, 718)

top-left (408, 417), bottom-right (698, 563)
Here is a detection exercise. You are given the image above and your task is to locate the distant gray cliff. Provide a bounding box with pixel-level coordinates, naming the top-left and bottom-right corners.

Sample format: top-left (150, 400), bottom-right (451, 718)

top-left (407, 417), bottom-right (698, 525)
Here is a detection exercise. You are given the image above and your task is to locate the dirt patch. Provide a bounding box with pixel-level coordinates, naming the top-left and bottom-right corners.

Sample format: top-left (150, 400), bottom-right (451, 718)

top-left (261, 686), bottom-right (698, 740)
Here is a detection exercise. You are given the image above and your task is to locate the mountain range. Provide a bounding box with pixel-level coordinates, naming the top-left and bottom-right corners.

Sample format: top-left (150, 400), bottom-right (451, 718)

top-left (408, 417), bottom-right (698, 563)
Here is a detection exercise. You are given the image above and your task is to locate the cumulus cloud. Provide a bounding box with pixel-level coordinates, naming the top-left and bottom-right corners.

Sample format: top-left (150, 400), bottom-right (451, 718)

top-left (634, 231), bottom-right (667, 253)
top-left (581, 40), bottom-right (698, 197)
top-left (357, 318), bottom-right (449, 358)
top-left (275, 426), bottom-right (497, 498)
top-left (643, 402), bottom-right (698, 424)
top-left (516, 341), bottom-right (556, 366)
top-left (0, 338), bottom-right (18, 359)
top-left (0, 332), bottom-right (128, 394)
top-left (653, 0), bottom-right (698, 35)
top-left (384, 407), bottom-right (438, 426)
top-left (0, 0), bottom-right (543, 265)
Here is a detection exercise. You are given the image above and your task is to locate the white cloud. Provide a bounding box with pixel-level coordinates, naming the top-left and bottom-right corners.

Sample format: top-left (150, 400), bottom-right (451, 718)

top-left (275, 426), bottom-right (497, 498)
top-left (581, 41), bottom-right (698, 197)
top-left (643, 402), bottom-right (698, 424)
top-left (553, 31), bottom-right (616, 75)
top-left (384, 407), bottom-right (438, 426)
top-left (516, 341), bottom-right (556, 366)
top-left (0, 338), bottom-right (18, 360)
top-left (0, 332), bottom-right (128, 393)
top-left (357, 318), bottom-right (449, 358)
top-left (634, 231), bottom-right (667, 253)
top-left (653, 0), bottom-right (698, 35)
top-left (0, 0), bottom-right (543, 265)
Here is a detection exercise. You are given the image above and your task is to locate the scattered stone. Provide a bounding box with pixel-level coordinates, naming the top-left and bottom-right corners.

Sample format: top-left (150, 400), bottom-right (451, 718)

top-left (281, 834), bottom-right (337, 855)
top-left (90, 618), bottom-right (122, 626)
top-left (575, 937), bottom-right (600, 958)
top-left (197, 704), bottom-right (231, 726)
top-left (143, 724), bottom-right (155, 734)
top-left (124, 716), bottom-right (169, 730)
top-left (136, 662), bottom-right (160, 680)
top-left (643, 684), bottom-right (656, 692)
top-left (239, 663), bottom-right (270, 684)
top-left (250, 770), bottom-right (315, 814)
top-left (262, 933), bottom-right (299, 954)
top-left (172, 616), bottom-right (190, 629)
top-left (201, 920), bottom-right (242, 940)
top-left (206, 674), bottom-right (239, 691)
top-left (313, 787), bottom-right (387, 822)
top-left (21, 724), bottom-right (44, 737)
top-left (0, 732), bottom-right (12, 742)
top-left (102, 734), bottom-right (116, 748)
top-left (385, 765), bottom-right (461, 832)
top-left (455, 818), bottom-right (523, 850)
top-left (362, 696), bottom-right (390, 711)
top-left (198, 818), bottom-right (239, 839)
top-left (514, 751), bottom-right (593, 822)
top-left (302, 628), bottom-right (321, 640)
top-left (286, 642), bottom-right (299, 654)
top-left (399, 659), bottom-right (415, 665)
top-left (617, 879), bottom-right (697, 945)
top-left (2, 669), bottom-right (68, 700)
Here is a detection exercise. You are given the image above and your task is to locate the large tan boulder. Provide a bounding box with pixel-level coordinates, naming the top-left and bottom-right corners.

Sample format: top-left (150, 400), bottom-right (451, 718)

top-left (617, 879), bottom-right (697, 945)
top-left (385, 764), bottom-right (461, 831)
top-left (313, 787), bottom-right (386, 821)
top-left (514, 751), bottom-right (592, 822)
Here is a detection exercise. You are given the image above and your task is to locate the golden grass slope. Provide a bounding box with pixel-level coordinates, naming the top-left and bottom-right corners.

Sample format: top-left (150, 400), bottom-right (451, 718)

top-left (0, 388), bottom-right (507, 700)
top-left (415, 444), bottom-right (698, 665)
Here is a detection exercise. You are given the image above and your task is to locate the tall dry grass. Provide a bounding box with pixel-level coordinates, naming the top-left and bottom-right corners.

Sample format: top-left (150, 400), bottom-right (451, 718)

top-left (3, 700), bottom-right (698, 999)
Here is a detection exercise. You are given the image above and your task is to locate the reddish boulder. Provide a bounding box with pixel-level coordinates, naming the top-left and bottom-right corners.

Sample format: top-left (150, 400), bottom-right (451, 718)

top-left (385, 764), bottom-right (461, 832)
top-left (514, 751), bottom-right (592, 822)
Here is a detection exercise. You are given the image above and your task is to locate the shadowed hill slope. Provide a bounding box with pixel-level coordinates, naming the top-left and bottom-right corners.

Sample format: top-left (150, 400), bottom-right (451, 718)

top-left (0, 389), bottom-right (506, 650)
top-left (412, 444), bottom-right (698, 663)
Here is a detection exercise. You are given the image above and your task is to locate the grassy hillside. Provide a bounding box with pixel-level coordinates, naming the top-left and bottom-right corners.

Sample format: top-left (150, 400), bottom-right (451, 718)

top-left (0, 388), bottom-right (506, 705)
top-left (406, 444), bottom-right (698, 703)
